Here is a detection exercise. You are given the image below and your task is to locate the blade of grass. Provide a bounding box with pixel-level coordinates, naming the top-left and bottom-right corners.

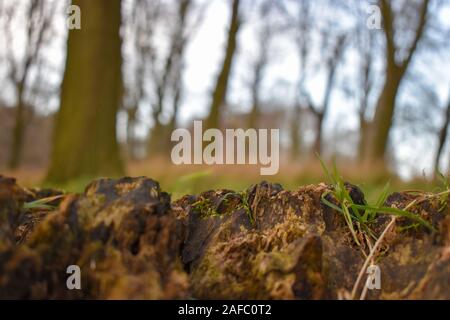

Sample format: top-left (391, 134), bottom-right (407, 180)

top-left (350, 204), bottom-right (435, 232)
top-left (22, 194), bottom-right (65, 211)
top-left (321, 192), bottom-right (344, 213)
top-left (316, 153), bottom-right (335, 185)
top-left (321, 192), bottom-right (360, 245)
top-left (375, 181), bottom-right (391, 207)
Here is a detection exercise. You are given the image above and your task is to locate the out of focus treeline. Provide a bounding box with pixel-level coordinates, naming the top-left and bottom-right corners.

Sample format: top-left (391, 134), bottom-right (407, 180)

top-left (1, 0), bottom-right (450, 186)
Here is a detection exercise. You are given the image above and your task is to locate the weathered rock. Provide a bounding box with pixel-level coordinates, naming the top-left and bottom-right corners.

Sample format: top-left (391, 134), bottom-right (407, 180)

top-left (0, 176), bottom-right (188, 299)
top-left (0, 175), bottom-right (29, 246)
top-left (174, 182), bottom-right (450, 300)
top-left (0, 176), bottom-right (449, 299)
top-left (174, 182), bottom-right (348, 299)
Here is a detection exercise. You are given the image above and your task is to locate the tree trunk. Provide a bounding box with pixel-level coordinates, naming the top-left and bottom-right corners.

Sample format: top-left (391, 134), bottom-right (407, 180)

top-left (313, 113), bottom-right (324, 156)
top-left (358, 117), bottom-right (368, 161)
top-left (248, 78), bottom-right (260, 129)
top-left (366, 68), bottom-right (402, 161)
top-left (357, 81), bottom-right (371, 161)
top-left (290, 105), bottom-right (301, 160)
top-left (248, 103), bottom-right (260, 129)
top-left (8, 84), bottom-right (26, 169)
top-left (435, 97), bottom-right (450, 173)
top-left (8, 0), bottom-right (49, 169)
top-left (46, 0), bottom-right (123, 183)
top-left (205, 0), bottom-right (240, 130)
top-left (126, 107), bottom-right (138, 160)
top-left (147, 0), bottom-right (191, 157)
top-left (366, 0), bottom-right (429, 163)
top-left (247, 32), bottom-right (269, 129)
top-left (148, 119), bottom-right (169, 157)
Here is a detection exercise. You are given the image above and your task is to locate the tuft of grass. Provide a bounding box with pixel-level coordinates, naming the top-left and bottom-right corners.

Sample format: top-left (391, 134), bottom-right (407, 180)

top-left (238, 189), bottom-right (255, 225)
top-left (436, 171), bottom-right (449, 211)
top-left (318, 155), bottom-right (437, 243)
top-left (215, 190), bottom-right (255, 225)
top-left (191, 189), bottom-right (255, 224)
top-left (317, 156), bottom-right (450, 300)
top-left (319, 157), bottom-right (362, 245)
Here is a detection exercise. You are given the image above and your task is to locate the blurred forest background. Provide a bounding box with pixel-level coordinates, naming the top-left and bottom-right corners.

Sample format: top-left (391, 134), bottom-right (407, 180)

top-left (1, 0), bottom-right (450, 200)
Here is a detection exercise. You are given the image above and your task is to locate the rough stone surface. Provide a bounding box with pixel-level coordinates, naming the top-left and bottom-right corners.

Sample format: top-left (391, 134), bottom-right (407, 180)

top-left (0, 176), bottom-right (187, 299)
top-left (0, 176), bottom-right (449, 299)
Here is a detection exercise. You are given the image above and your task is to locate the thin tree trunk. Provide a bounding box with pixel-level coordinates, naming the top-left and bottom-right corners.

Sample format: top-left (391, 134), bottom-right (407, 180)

top-left (247, 52), bottom-right (265, 129)
top-left (367, 0), bottom-right (429, 162)
top-left (358, 87), bottom-right (371, 161)
top-left (435, 97), bottom-right (450, 173)
top-left (248, 103), bottom-right (259, 129)
top-left (8, 0), bottom-right (49, 169)
top-left (358, 117), bottom-right (368, 161)
top-left (168, 75), bottom-right (182, 134)
top-left (248, 77), bottom-right (260, 129)
top-left (290, 105), bottom-right (301, 160)
top-left (47, 0), bottom-right (123, 183)
top-left (126, 107), bottom-right (138, 160)
top-left (148, 0), bottom-right (191, 156)
top-left (366, 69), bottom-right (402, 161)
top-left (312, 38), bottom-right (342, 156)
top-left (9, 84), bottom-right (26, 169)
top-left (148, 118), bottom-right (168, 156)
top-left (313, 113), bottom-right (324, 155)
top-left (357, 50), bottom-right (372, 162)
top-left (205, 0), bottom-right (240, 130)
